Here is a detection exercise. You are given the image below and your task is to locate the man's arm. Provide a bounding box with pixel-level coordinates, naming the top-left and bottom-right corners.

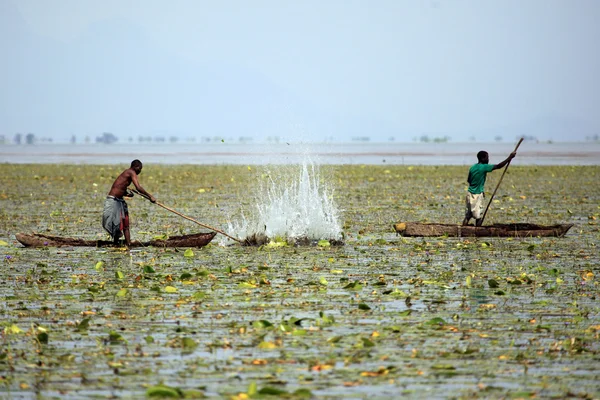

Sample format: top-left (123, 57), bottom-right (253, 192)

top-left (492, 152), bottom-right (516, 171)
top-left (131, 172), bottom-right (156, 202)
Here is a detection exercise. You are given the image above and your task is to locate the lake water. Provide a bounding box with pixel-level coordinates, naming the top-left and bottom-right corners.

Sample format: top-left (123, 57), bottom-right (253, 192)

top-left (1, 141), bottom-right (599, 165)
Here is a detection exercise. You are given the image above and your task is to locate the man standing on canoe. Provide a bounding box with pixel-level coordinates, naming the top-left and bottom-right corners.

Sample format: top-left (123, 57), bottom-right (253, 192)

top-left (463, 150), bottom-right (516, 227)
top-left (103, 159), bottom-right (156, 246)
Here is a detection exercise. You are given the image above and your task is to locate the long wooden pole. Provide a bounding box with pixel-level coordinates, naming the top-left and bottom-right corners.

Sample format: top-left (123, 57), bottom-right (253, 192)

top-left (480, 137), bottom-right (524, 225)
top-left (130, 189), bottom-right (245, 243)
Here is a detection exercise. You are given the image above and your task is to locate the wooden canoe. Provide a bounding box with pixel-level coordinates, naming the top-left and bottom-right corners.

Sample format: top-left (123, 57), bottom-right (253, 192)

top-left (393, 222), bottom-right (573, 238)
top-left (15, 232), bottom-right (217, 248)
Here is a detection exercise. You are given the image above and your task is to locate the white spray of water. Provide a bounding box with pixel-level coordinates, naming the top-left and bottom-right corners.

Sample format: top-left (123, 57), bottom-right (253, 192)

top-left (226, 159), bottom-right (342, 243)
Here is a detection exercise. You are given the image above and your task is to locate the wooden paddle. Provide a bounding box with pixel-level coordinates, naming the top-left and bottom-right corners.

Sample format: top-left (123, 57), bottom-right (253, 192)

top-left (130, 189), bottom-right (246, 244)
top-left (480, 137), bottom-right (524, 225)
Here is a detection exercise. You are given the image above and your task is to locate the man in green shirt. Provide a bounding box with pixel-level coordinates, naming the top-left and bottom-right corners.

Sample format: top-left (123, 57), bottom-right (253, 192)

top-left (463, 150), bottom-right (516, 227)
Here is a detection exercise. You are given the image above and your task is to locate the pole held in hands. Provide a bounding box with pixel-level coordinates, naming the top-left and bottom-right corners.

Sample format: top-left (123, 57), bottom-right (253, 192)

top-left (130, 189), bottom-right (245, 244)
top-left (480, 137), bottom-right (524, 225)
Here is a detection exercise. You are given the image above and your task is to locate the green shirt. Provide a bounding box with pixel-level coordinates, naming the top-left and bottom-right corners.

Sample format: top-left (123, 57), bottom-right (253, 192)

top-left (467, 163), bottom-right (495, 194)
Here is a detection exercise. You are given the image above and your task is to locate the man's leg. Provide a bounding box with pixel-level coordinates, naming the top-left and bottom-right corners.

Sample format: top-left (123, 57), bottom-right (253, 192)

top-left (123, 227), bottom-right (131, 247)
top-left (113, 231), bottom-right (121, 245)
top-left (123, 214), bottom-right (131, 247)
top-left (463, 194), bottom-right (472, 226)
top-left (473, 193), bottom-right (484, 227)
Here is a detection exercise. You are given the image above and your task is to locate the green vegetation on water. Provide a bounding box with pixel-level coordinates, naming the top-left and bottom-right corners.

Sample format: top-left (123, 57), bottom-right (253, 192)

top-left (0, 164), bottom-right (599, 399)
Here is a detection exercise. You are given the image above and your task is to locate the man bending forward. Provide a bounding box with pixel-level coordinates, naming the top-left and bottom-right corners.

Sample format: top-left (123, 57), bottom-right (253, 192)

top-left (103, 159), bottom-right (156, 246)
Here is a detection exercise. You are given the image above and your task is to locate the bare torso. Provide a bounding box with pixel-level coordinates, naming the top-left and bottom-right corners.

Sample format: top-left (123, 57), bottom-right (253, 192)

top-left (108, 168), bottom-right (136, 198)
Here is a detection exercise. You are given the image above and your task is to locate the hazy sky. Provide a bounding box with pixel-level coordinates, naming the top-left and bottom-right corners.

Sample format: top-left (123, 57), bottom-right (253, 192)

top-left (1, 0), bottom-right (599, 142)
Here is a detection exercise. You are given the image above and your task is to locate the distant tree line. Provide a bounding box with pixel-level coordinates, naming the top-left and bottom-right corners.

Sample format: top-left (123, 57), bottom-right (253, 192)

top-left (11, 133), bottom-right (39, 144)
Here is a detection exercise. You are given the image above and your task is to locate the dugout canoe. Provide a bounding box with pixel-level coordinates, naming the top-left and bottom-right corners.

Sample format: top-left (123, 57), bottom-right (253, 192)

top-left (393, 222), bottom-right (573, 238)
top-left (15, 231), bottom-right (217, 248)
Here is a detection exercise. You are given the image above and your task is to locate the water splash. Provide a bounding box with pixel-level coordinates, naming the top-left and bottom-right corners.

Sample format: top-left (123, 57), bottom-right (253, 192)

top-left (227, 159), bottom-right (342, 245)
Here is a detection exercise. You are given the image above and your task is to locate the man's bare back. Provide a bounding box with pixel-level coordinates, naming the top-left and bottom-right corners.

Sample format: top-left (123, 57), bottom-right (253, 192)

top-left (108, 162), bottom-right (155, 202)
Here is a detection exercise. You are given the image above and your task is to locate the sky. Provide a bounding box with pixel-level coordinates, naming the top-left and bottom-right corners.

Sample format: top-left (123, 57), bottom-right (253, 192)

top-left (1, 0), bottom-right (599, 143)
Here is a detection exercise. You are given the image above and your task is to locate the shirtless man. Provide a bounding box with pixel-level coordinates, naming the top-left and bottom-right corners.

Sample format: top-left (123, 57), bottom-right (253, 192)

top-left (102, 159), bottom-right (156, 246)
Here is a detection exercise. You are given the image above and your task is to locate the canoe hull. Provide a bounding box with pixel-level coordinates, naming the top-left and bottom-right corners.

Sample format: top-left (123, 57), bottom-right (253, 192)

top-left (15, 232), bottom-right (217, 248)
top-left (394, 222), bottom-right (573, 238)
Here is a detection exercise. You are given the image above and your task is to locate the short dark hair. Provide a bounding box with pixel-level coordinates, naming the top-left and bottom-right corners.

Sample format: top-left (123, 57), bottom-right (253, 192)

top-left (131, 159), bottom-right (142, 169)
top-left (477, 151), bottom-right (488, 162)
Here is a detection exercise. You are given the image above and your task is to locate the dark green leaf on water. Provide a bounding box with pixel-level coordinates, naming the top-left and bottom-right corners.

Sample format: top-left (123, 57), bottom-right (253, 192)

top-left (76, 318), bottom-right (90, 332)
top-left (426, 317), bottom-right (446, 326)
top-left (150, 285), bottom-right (162, 293)
top-left (180, 272), bottom-right (192, 280)
top-left (292, 388), bottom-right (313, 398)
top-left (432, 364), bottom-right (455, 370)
top-left (535, 325), bottom-right (551, 332)
top-left (108, 331), bottom-right (126, 345)
top-left (192, 291), bottom-right (206, 300)
top-left (145, 336), bottom-right (155, 344)
top-left (385, 288), bottom-right (408, 298)
top-left (253, 320), bottom-right (273, 329)
top-left (37, 331), bottom-right (49, 344)
top-left (258, 386), bottom-right (288, 395)
top-left (143, 265), bottom-right (156, 273)
top-left (318, 312), bottom-right (335, 326)
top-left (181, 337), bottom-right (198, 350)
top-left (526, 244), bottom-right (536, 252)
top-left (494, 290), bottom-right (506, 296)
top-left (343, 281), bottom-right (363, 290)
top-left (488, 279), bottom-right (500, 288)
top-left (361, 337), bottom-right (375, 347)
top-left (146, 384), bottom-right (184, 398)
top-left (58, 353), bottom-right (75, 363)
top-left (183, 390), bottom-right (206, 398)
top-left (287, 317), bottom-right (310, 326)
top-left (328, 335), bottom-right (343, 344)
top-left (358, 303), bottom-right (371, 311)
